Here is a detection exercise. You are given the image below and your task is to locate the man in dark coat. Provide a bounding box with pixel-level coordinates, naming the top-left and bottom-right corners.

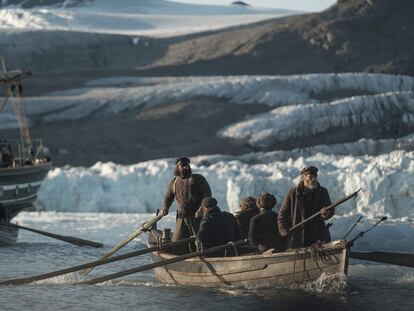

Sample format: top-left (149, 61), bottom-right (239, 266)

top-left (248, 193), bottom-right (286, 253)
top-left (161, 157), bottom-right (211, 249)
top-left (235, 196), bottom-right (259, 239)
top-left (278, 166), bottom-right (333, 249)
top-left (197, 197), bottom-right (241, 257)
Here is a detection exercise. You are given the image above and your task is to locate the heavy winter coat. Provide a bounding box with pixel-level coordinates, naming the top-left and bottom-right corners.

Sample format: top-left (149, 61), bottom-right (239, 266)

top-left (236, 207), bottom-right (260, 239)
top-left (248, 210), bottom-right (286, 252)
top-left (278, 181), bottom-right (333, 249)
top-left (197, 207), bottom-right (241, 256)
top-left (163, 174), bottom-right (211, 246)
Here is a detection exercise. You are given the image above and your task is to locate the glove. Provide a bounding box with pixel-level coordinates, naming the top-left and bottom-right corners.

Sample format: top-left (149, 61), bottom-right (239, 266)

top-left (161, 208), bottom-right (169, 216)
top-left (280, 228), bottom-right (289, 237)
top-left (320, 207), bottom-right (330, 219)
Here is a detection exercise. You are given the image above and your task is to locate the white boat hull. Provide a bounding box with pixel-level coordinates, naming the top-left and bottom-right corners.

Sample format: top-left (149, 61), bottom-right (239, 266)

top-left (150, 240), bottom-right (349, 287)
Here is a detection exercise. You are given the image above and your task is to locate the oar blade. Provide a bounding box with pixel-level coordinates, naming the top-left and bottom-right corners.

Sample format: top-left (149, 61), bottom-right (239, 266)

top-left (350, 251), bottom-right (414, 268)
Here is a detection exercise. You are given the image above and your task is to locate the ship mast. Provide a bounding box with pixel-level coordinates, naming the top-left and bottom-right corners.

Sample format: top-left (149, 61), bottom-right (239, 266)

top-left (0, 55), bottom-right (33, 161)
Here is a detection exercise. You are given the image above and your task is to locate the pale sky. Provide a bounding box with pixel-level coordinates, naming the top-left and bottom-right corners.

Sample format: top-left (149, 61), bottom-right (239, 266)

top-left (171, 0), bottom-right (337, 11)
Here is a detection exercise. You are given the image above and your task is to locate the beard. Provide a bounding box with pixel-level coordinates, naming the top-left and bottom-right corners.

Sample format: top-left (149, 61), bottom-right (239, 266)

top-left (179, 168), bottom-right (191, 178)
top-left (304, 180), bottom-right (317, 190)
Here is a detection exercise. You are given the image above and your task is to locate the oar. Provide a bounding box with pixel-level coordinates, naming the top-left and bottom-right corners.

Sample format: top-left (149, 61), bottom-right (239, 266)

top-left (81, 213), bottom-right (164, 275)
top-left (6, 223), bottom-right (103, 248)
top-left (343, 215), bottom-right (363, 239)
top-left (76, 239), bottom-right (247, 285)
top-left (0, 236), bottom-right (195, 286)
top-left (350, 251), bottom-right (414, 268)
top-left (289, 188), bottom-right (361, 233)
top-left (346, 216), bottom-right (388, 247)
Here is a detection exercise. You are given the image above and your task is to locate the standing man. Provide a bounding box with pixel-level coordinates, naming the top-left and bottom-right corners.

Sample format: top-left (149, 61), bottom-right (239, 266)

top-left (248, 193), bottom-right (286, 253)
top-left (161, 157), bottom-right (211, 248)
top-left (278, 166), bottom-right (333, 249)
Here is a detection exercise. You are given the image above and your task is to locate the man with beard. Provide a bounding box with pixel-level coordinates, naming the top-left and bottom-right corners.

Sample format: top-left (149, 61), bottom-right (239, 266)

top-left (278, 166), bottom-right (333, 249)
top-left (161, 157), bottom-right (211, 252)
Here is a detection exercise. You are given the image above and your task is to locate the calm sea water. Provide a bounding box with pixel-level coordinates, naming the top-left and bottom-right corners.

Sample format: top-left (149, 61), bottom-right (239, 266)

top-left (1, 212), bottom-right (413, 311)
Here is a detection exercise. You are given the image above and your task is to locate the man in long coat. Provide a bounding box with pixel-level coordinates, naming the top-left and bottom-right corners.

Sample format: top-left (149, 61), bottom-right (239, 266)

top-left (161, 157), bottom-right (211, 250)
top-left (278, 166), bottom-right (333, 249)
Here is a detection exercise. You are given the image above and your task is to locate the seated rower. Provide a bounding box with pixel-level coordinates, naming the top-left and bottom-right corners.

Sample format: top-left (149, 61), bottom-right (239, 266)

top-left (248, 193), bottom-right (286, 253)
top-left (235, 196), bottom-right (259, 239)
top-left (197, 197), bottom-right (241, 257)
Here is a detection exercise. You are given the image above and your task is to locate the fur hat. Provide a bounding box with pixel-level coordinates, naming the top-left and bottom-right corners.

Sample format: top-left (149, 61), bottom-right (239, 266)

top-left (200, 197), bottom-right (218, 209)
top-left (240, 196), bottom-right (257, 210)
top-left (257, 193), bottom-right (277, 209)
top-left (176, 157), bottom-right (190, 166)
top-left (300, 166), bottom-right (318, 176)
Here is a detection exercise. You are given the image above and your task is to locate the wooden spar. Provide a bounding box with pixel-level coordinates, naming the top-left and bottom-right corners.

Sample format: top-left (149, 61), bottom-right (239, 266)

top-left (7, 223), bottom-right (103, 248)
top-left (350, 251), bottom-right (414, 268)
top-left (81, 213), bottom-right (164, 275)
top-left (76, 240), bottom-right (247, 285)
top-left (289, 188), bottom-right (361, 233)
top-left (0, 236), bottom-right (196, 286)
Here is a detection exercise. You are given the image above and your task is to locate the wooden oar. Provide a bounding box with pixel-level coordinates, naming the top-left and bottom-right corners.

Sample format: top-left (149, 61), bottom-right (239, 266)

top-left (76, 239), bottom-right (247, 285)
top-left (350, 251), bottom-right (414, 268)
top-left (0, 236), bottom-right (195, 286)
top-left (81, 213), bottom-right (164, 275)
top-left (7, 223), bottom-right (103, 248)
top-left (289, 188), bottom-right (361, 233)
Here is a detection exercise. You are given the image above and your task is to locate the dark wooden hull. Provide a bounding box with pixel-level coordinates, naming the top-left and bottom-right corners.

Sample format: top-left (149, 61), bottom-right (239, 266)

top-left (149, 240), bottom-right (349, 287)
top-left (0, 223), bottom-right (18, 246)
top-left (0, 162), bottom-right (50, 245)
top-left (0, 162), bottom-right (51, 220)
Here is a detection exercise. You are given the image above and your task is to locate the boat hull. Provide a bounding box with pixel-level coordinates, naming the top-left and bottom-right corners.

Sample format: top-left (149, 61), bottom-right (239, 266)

top-left (0, 223), bottom-right (18, 246)
top-left (150, 240), bottom-right (349, 287)
top-left (0, 162), bottom-right (51, 220)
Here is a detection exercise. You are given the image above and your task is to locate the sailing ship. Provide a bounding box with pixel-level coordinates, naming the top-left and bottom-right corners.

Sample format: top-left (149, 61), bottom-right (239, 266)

top-left (0, 56), bottom-right (51, 245)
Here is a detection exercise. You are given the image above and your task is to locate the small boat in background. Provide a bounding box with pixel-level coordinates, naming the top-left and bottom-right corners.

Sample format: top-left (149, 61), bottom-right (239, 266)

top-left (0, 56), bottom-right (51, 245)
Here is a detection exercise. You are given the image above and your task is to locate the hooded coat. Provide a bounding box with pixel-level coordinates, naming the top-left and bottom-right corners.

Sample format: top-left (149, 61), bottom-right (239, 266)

top-left (278, 181), bottom-right (333, 249)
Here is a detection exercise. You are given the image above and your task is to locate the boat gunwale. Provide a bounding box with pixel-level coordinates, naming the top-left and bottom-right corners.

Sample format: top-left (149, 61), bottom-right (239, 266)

top-left (149, 239), bottom-right (348, 263)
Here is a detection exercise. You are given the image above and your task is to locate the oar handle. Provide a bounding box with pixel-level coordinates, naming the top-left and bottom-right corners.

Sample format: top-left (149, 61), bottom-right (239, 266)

top-left (289, 188), bottom-right (361, 233)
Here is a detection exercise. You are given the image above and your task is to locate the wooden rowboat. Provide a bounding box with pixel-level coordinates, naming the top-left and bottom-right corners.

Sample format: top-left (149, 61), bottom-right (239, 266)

top-left (148, 232), bottom-right (349, 287)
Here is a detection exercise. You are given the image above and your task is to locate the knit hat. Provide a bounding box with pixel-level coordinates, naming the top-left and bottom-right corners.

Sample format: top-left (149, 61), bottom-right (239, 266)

top-left (300, 166), bottom-right (318, 176)
top-left (257, 193), bottom-right (277, 209)
top-left (200, 197), bottom-right (218, 209)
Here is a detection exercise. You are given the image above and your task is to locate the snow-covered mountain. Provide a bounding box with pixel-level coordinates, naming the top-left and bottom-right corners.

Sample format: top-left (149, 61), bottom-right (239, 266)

top-left (0, 0), bottom-right (294, 37)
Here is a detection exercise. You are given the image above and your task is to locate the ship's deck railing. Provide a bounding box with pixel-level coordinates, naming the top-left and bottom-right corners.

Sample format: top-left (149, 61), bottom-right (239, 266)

top-left (0, 138), bottom-right (50, 168)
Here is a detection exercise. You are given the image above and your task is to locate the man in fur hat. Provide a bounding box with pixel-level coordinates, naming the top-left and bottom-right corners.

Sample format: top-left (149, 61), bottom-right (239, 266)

top-left (248, 193), bottom-right (286, 253)
top-left (161, 157), bottom-right (211, 251)
top-left (278, 166), bottom-right (333, 249)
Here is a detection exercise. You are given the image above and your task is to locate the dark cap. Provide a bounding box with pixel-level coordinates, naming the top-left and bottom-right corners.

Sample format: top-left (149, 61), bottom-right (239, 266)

top-left (175, 157), bottom-right (190, 166)
top-left (240, 196), bottom-right (257, 211)
top-left (257, 192), bottom-right (277, 209)
top-left (200, 197), bottom-right (218, 209)
top-left (300, 166), bottom-right (318, 176)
